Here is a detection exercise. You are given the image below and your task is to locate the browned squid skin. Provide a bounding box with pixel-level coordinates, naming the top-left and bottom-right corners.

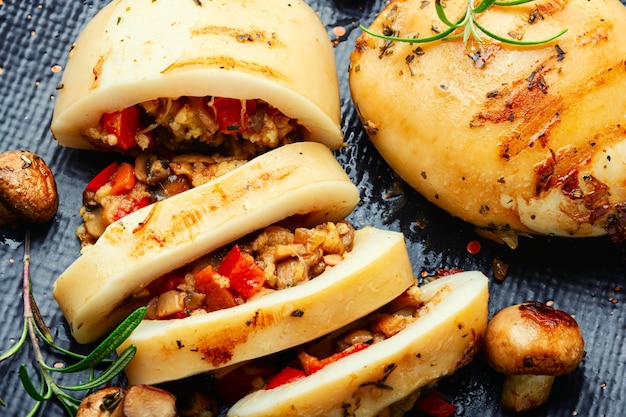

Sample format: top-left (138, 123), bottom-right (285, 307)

top-left (349, 0), bottom-right (626, 243)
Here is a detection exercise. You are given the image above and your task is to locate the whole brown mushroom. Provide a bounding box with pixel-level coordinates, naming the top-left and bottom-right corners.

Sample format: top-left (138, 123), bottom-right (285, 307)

top-left (0, 150), bottom-right (58, 226)
top-left (483, 301), bottom-right (585, 412)
top-left (76, 386), bottom-right (125, 417)
top-left (76, 385), bottom-right (177, 417)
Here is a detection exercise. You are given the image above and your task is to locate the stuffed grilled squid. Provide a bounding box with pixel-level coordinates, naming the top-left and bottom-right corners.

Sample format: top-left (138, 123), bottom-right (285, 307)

top-left (51, 0), bottom-right (343, 155)
top-left (55, 142), bottom-right (418, 385)
top-left (53, 142), bottom-right (365, 344)
top-left (51, 0), bottom-right (347, 246)
top-left (350, 0), bottom-right (626, 245)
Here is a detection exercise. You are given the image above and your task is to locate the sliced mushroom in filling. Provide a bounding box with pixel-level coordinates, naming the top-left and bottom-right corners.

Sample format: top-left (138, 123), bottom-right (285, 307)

top-left (125, 220), bottom-right (357, 320)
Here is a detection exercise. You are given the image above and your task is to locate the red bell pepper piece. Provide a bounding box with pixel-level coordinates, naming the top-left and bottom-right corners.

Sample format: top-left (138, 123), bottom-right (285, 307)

top-left (434, 268), bottom-right (465, 277)
top-left (217, 245), bottom-right (266, 299)
top-left (84, 162), bottom-right (119, 193)
top-left (102, 106), bottom-right (140, 150)
top-left (159, 275), bottom-right (185, 293)
top-left (265, 367), bottom-right (306, 390)
top-left (415, 392), bottom-right (457, 417)
top-left (109, 162), bottom-right (136, 196)
top-left (170, 311), bottom-right (190, 319)
top-left (299, 342), bottom-right (370, 375)
top-left (113, 196), bottom-right (151, 221)
top-left (194, 265), bottom-right (239, 311)
top-left (211, 97), bottom-right (257, 134)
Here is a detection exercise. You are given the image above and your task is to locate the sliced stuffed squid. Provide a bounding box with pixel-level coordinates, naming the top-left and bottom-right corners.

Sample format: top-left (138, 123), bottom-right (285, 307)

top-left (227, 271), bottom-right (489, 417)
top-left (350, 0), bottom-right (626, 245)
top-left (51, 0), bottom-right (342, 155)
top-left (53, 142), bottom-right (361, 344)
top-left (117, 226), bottom-right (416, 385)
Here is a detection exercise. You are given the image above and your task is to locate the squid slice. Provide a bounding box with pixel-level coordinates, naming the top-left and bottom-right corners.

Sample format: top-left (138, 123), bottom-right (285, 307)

top-left (228, 271), bottom-right (489, 417)
top-left (118, 226), bottom-right (416, 385)
top-left (51, 0), bottom-right (342, 150)
top-left (53, 142), bottom-right (359, 343)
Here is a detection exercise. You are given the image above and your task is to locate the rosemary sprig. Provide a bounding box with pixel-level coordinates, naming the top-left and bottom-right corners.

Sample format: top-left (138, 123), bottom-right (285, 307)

top-left (360, 0), bottom-right (567, 46)
top-left (0, 230), bottom-right (146, 416)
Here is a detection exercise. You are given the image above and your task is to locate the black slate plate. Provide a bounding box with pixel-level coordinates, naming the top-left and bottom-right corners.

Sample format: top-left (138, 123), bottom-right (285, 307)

top-left (1, 1), bottom-right (625, 416)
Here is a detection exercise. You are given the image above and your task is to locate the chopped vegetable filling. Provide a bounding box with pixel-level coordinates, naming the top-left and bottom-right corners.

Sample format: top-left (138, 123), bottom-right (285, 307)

top-left (77, 96), bottom-right (303, 246)
top-left (77, 153), bottom-right (249, 246)
top-left (83, 97), bottom-right (301, 156)
top-left (139, 221), bottom-right (356, 320)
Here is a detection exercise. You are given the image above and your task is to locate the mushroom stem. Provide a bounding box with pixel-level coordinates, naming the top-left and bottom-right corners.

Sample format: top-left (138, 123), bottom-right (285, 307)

top-left (501, 374), bottom-right (554, 412)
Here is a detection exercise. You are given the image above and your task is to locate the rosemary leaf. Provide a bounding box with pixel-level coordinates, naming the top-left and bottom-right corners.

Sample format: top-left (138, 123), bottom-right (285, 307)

top-left (473, 0), bottom-right (498, 14)
top-left (55, 390), bottom-right (82, 415)
top-left (37, 325), bottom-right (90, 362)
top-left (474, 19), bottom-right (568, 45)
top-left (58, 398), bottom-right (80, 416)
top-left (435, 0), bottom-right (462, 28)
top-left (50, 306), bottom-right (145, 374)
top-left (25, 401), bottom-right (42, 417)
top-left (59, 344), bottom-right (137, 391)
top-left (0, 320), bottom-right (27, 363)
top-left (18, 365), bottom-right (48, 402)
top-left (9, 231), bottom-right (145, 415)
top-left (361, 0), bottom-right (567, 46)
top-left (359, 23), bottom-right (455, 44)
top-left (494, 0), bottom-right (539, 5)
top-left (29, 291), bottom-right (53, 344)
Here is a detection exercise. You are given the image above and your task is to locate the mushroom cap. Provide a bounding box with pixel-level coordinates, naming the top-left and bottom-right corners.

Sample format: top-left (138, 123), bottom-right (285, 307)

top-left (0, 150), bottom-right (58, 225)
top-left (484, 301), bottom-right (584, 376)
